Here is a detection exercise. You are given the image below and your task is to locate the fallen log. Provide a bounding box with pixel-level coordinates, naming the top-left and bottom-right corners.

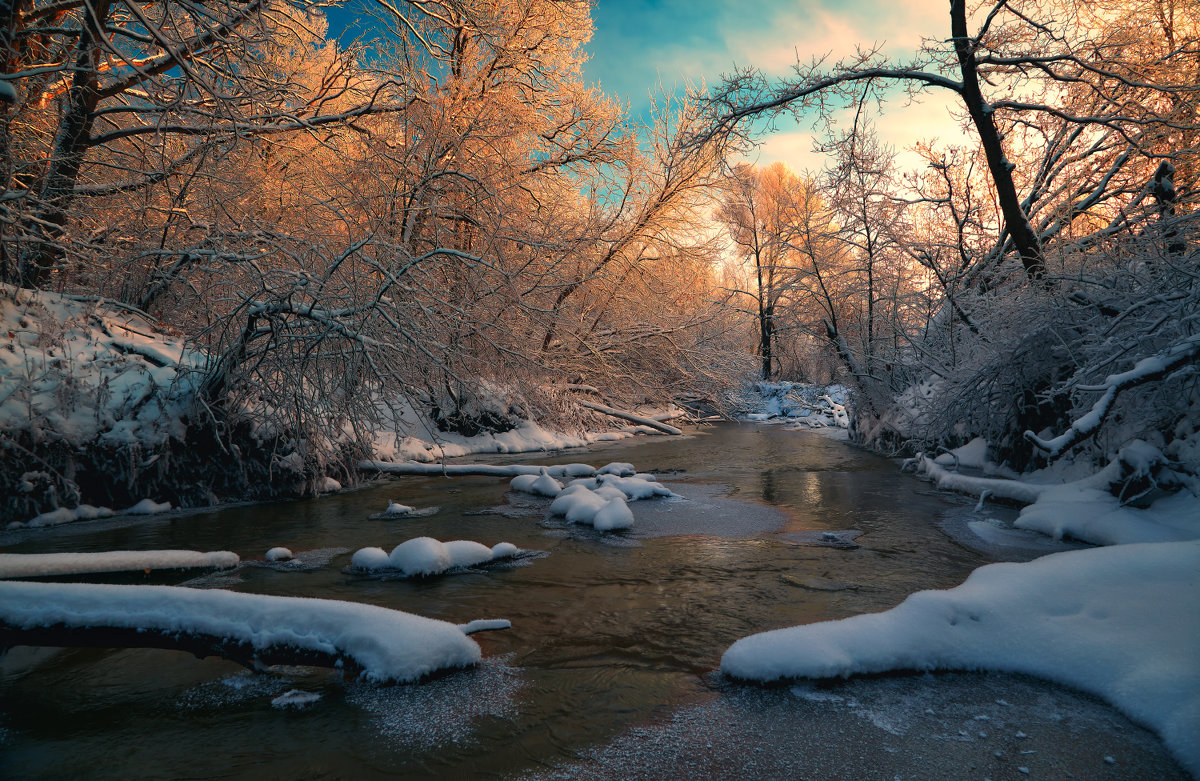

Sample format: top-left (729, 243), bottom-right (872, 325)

top-left (575, 400), bottom-right (682, 435)
top-left (0, 581), bottom-right (496, 683)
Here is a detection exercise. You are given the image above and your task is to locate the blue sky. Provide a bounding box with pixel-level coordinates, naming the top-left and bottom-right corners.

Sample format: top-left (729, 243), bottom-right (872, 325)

top-left (583, 0), bottom-right (969, 172)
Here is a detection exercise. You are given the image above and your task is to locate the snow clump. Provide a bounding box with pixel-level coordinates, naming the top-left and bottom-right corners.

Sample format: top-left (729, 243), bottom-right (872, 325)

top-left (265, 547), bottom-right (293, 562)
top-left (351, 537), bottom-right (520, 577)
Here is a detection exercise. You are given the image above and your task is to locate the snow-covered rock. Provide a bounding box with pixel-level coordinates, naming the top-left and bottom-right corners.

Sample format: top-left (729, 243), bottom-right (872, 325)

top-left (350, 547), bottom-right (390, 570)
top-left (125, 498), bottom-right (172, 516)
top-left (597, 474), bottom-right (674, 500)
top-left (350, 537), bottom-right (520, 577)
top-left (592, 498), bottom-right (634, 531)
top-left (596, 462), bottom-right (637, 477)
top-left (510, 469), bottom-right (562, 497)
top-left (265, 547), bottom-right (293, 562)
top-left (562, 490), bottom-right (608, 525)
top-left (389, 536), bottom-right (452, 576)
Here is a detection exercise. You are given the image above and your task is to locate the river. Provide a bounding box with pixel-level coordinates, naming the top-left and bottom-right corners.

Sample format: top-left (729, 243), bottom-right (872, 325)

top-left (0, 424), bottom-right (1186, 779)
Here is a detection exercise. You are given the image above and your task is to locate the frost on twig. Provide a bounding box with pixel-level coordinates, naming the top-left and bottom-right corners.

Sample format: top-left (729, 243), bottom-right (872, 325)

top-left (1025, 334), bottom-right (1200, 459)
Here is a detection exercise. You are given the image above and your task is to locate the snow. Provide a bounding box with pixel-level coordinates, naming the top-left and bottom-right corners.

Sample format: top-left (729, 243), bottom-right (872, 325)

top-left (509, 470), bottom-right (563, 497)
top-left (271, 689), bottom-right (321, 708)
top-left (388, 537), bottom-right (451, 576)
top-left (934, 437), bottom-right (990, 469)
top-left (592, 498), bottom-right (635, 531)
top-left (596, 462), bottom-right (636, 477)
top-left (561, 490), bottom-right (608, 525)
top-left (384, 502), bottom-right (415, 516)
top-left (350, 537), bottom-right (520, 577)
top-left (457, 618), bottom-right (512, 634)
top-left (315, 477), bottom-right (342, 493)
top-left (265, 547), bottom-right (293, 562)
top-left (12, 504), bottom-right (114, 529)
top-left (0, 580), bottom-right (484, 683)
top-left (917, 456), bottom-right (1047, 505)
top-left (0, 286), bottom-right (203, 449)
top-left (124, 498), bottom-right (173, 516)
top-left (733, 382), bottom-right (851, 428)
top-left (350, 547), bottom-right (390, 570)
top-left (597, 474), bottom-right (674, 500)
top-left (1016, 481), bottom-right (1200, 545)
top-left (721, 540), bottom-right (1200, 777)
top-left (359, 461), bottom-right (599, 479)
top-left (0, 550), bottom-right (239, 578)
top-left (364, 400), bottom-right (652, 465)
top-left (491, 542), bottom-right (519, 558)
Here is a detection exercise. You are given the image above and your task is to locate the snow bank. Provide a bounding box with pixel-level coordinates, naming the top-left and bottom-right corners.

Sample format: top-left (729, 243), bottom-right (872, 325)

top-left (125, 498), bottom-right (172, 515)
top-left (357, 460), bottom-right (632, 480)
top-left (350, 537), bottom-right (520, 577)
top-left (0, 286), bottom-right (203, 448)
top-left (0, 581), bottom-right (484, 683)
top-left (14, 504), bottom-right (114, 529)
top-left (1016, 481), bottom-right (1200, 545)
top-left (721, 540), bottom-right (1200, 777)
top-left (0, 550), bottom-right (239, 579)
top-left (367, 410), bottom-right (634, 465)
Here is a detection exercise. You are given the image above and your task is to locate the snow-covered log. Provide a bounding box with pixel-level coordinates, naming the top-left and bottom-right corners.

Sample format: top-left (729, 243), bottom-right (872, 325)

top-left (0, 550), bottom-right (239, 579)
top-left (0, 582), bottom-right (486, 683)
top-left (1025, 334), bottom-right (1200, 459)
top-left (920, 456), bottom-right (1047, 505)
top-left (574, 400), bottom-right (683, 435)
top-left (357, 461), bottom-right (597, 478)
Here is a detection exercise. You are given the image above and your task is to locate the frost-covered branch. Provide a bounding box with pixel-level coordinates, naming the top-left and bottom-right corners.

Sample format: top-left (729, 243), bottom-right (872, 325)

top-left (1025, 334), bottom-right (1200, 459)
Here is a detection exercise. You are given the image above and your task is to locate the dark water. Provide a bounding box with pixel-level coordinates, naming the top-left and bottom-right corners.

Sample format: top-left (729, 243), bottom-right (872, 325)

top-left (0, 425), bottom-right (1185, 779)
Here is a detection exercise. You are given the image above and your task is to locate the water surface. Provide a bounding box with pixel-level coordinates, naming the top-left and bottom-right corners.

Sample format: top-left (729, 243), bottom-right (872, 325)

top-left (0, 424), bottom-right (1183, 778)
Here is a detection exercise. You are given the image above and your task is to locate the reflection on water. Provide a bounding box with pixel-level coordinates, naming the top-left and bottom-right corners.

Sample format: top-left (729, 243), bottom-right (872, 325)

top-left (0, 424), bottom-right (1178, 778)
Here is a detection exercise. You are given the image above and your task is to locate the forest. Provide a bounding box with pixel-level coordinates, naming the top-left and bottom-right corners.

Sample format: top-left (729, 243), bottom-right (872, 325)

top-left (1, 0), bottom-right (1197, 523)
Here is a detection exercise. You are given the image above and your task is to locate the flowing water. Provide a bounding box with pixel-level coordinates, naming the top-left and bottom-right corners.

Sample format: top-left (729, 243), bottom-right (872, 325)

top-left (0, 425), bottom-right (1185, 779)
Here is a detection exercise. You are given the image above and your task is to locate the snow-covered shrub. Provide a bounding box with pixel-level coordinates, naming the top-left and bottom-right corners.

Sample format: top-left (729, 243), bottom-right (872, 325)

top-left (861, 213), bottom-right (1200, 485)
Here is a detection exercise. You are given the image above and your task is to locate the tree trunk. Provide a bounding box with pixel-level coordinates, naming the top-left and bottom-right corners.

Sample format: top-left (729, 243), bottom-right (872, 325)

top-left (18, 0), bottom-right (113, 289)
top-left (950, 0), bottom-right (1045, 281)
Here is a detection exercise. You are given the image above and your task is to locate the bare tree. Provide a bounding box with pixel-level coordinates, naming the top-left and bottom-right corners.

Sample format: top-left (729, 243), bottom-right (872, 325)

top-left (688, 0), bottom-right (1200, 284)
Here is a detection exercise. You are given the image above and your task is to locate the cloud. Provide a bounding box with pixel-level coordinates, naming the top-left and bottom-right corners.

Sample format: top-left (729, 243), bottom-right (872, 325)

top-left (723, 0), bottom-right (948, 76)
top-left (741, 91), bottom-right (974, 176)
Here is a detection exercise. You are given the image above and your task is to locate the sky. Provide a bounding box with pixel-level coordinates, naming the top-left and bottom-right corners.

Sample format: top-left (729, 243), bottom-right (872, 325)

top-left (583, 0), bottom-right (971, 174)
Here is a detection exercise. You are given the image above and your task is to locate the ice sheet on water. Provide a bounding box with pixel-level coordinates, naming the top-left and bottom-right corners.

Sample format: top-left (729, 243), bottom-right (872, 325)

top-left (346, 655), bottom-right (524, 748)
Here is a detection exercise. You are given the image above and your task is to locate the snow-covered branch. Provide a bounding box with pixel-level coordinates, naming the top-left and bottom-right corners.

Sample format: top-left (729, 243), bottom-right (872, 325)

top-left (1025, 334), bottom-right (1200, 459)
